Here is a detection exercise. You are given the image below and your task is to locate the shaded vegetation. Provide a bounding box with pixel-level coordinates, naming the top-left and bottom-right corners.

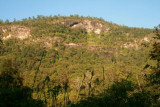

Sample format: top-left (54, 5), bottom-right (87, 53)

top-left (0, 59), bottom-right (44, 107)
top-left (71, 79), bottom-right (152, 107)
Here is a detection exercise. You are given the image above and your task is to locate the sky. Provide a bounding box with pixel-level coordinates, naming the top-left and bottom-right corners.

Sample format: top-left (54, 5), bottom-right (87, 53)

top-left (0, 0), bottom-right (160, 28)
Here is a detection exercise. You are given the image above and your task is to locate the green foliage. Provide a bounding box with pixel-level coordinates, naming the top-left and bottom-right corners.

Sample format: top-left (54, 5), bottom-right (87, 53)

top-left (0, 15), bottom-right (155, 106)
top-left (143, 25), bottom-right (160, 105)
top-left (147, 25), bottom-right (160, 83)
top-left (65, 28), bottom-right (87, 43)
top-left (150, 25), bottom-right (160, 63)
top-left (31, 23), bottom-right (71, 38)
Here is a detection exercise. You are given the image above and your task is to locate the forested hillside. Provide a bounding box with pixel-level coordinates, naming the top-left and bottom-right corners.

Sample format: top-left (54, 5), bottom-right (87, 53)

top-left (0, 15), bottom-right (159, 107)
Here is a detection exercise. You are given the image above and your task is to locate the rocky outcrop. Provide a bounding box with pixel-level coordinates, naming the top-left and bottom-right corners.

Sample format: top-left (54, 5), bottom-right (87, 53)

top-left (61, 19), bottom-right (110, 34)
top-left (121, 37), bottom-right (151, 49)
top-left (2, 26), bottom-right (31, 40)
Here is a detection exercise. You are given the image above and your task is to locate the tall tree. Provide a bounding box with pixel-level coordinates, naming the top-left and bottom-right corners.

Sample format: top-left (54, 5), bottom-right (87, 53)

top-left (146, 25), bottom-right (160, 105)
top-left (149, 25), bottom-right (160, 83)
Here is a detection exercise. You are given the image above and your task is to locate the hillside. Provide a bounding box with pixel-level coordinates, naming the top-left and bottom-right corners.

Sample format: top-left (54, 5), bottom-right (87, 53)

top-left (0, 15), bottom-right (157, 106)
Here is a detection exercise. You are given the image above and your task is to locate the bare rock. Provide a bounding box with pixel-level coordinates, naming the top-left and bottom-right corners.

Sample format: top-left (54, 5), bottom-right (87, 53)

top-left (2, 26), bottom-right (31, 40)
top-left (61, 19), bottom-right (110, 34)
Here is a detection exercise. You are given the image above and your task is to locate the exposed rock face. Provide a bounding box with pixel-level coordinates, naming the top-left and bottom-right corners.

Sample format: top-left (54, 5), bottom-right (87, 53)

top-left (65, 43), bottom-right (79, 47)
top-left (2, 28), bottom-right (7, 33)
top-left (2, 26), bottom-right (31, 40)
top-left (121, 37), bottom-right (151, 49)
top-left (142, 37), bottom-right (149, 42)
top-left (61, 19), bottom-right (110, 34)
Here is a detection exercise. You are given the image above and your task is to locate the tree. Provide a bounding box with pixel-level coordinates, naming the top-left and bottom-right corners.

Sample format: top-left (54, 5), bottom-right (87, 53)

top-left (149, 25), bottom-right (160, 84)
top-left (145, 25), bottom-right (160, 105)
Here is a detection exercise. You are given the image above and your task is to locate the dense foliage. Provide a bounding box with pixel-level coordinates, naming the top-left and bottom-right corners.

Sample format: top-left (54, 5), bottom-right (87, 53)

top-left (0, 15), bottom-right (158, 106)
top-left (0, 59), bottom-right (43, 107)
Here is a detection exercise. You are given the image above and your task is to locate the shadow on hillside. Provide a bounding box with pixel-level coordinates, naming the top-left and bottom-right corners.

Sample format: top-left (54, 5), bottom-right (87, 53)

top-left (70, 79), bottom-right (152, 107)
top-left (0, 87), bottom-right (44, 107)
top-left (0, 59), bottom-right (44, 107)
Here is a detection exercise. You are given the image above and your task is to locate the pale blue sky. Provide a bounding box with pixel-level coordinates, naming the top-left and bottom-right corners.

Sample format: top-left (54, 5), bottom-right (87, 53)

top-left (0, 0), bottom-right (160, 28)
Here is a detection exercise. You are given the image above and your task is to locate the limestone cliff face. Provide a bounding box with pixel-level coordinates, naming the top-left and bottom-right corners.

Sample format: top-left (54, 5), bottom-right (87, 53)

top-left (61, 19), bottom-right (110, 34)
top-left (0, 18), bottom-right (110, 41)
top-left (2, 26), bottom-right (31, 40)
